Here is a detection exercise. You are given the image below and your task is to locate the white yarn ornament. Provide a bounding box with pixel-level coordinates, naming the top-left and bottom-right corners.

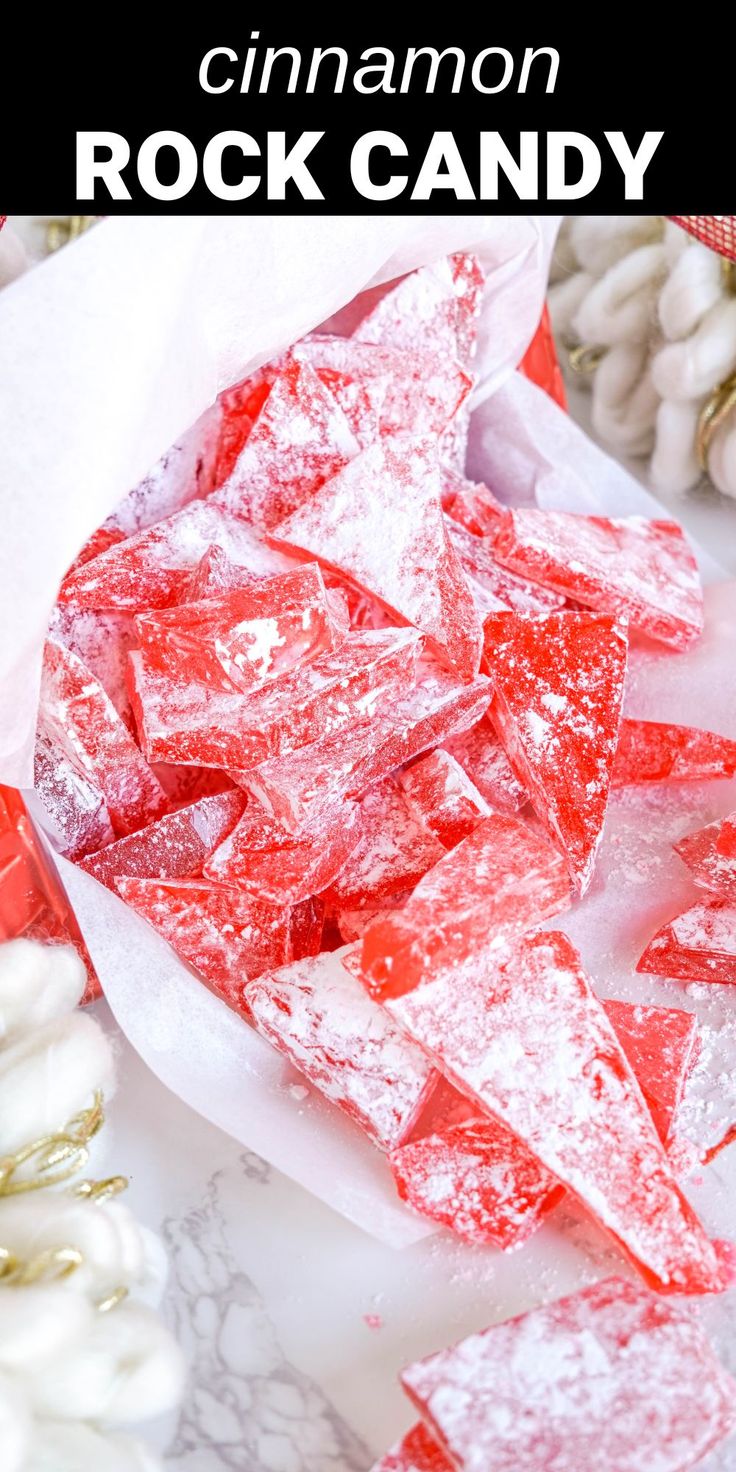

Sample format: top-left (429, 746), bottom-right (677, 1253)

top-left (0, 1012), bottom-right (115, 1156)
top-left (0, 1288), bottom-right (94, 1374)
top-left (30, 1302), bottom-right (186, 1426)
top-left (0, 1371), bottom-right (31, 1472)
top-left (551, 215), bottom-right (736, 499)
top-left (0, 1195), bottom-right (168, 1305)
top-left (0, 940), bottom-right (86, 1043)
top-left (23, 1421), bottom-right (162, 1472)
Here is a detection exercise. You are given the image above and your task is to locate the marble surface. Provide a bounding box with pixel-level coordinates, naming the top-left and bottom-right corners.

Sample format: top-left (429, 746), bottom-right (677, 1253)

top-left (69, 379), bottom-right (734, 1471)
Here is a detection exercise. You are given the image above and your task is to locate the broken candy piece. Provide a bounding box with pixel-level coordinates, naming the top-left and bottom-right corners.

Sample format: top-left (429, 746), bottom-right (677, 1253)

top-left (370, 1423), bottom-right (452, 1472)
top-left (390, 1117), bottom-right (564, 1250)
top-left (602, 999), bottom-right (698, 1146)
top-left (64, 526), bottom-right (126, 580)
top-left (214, 359), bottom-right (360, 530)
top-left (447, 522), bottom-right (566, 616)
top-left (387, 930), bottom-right (726, 1294)
top-left (243, 667), bottom-right (491, 833)
top-left (637, 899), bottom-right (736, 985)
top-left (443, 716), bottom-right (527, 814)
top-left (441, 468), bottom-right (505, 539)
top-left (59, 500), bottom-right (292, 610)
top-left (400, 1276), bottom-right (736, 1472)
top-left (214, 367), bottom-right (275, 487)
top-left (398, 750), bottom-right (490, 850)
top-left (324, 780), bottom-right (445, 911)
top-left (135, 564), bottom-right (346, 694)
top-left (79, 790), bottom-right (246, 891)
top-left (355, 252), bottom-right (483, 367)
top-left (34, 727), bottom-right (115, 861)
top-left (244, 946), bottom-right (436, 1151)
top-left (612, 719), bottom-right (736, 786)
top-left (39, 641), bottom-right (168, 838)
top-left (152, 763), bottom-right (234, 807)
top-left (49, 607), bottom-right (139, 729)
top-left (295, 337), bottom-right (472, 441)
top-left (493, 509), bottom-right (704, 650)
top-left (115, 877), bottom-right (323, 1013)
top-left (483, 611), bottom-right (628, 893)
top-left (203, 797), bottom-right (363, 906)
top-left (183, 545), bottom-right (260, 600)
top-left (675, 810), bottom-right (736, 899)
top-left (128, 627), bottom-right (422, 770)
top-left (332, 891), bottom-right (411, 945)
top-left (272, 436), bottom-right (482, 680)
top-left (359, 814), bottom-right (571, 1002)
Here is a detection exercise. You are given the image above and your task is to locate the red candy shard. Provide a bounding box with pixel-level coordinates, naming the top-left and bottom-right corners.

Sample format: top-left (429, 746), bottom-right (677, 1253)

top-left (59, 500), bottom-right (292, 611)
top-left (355, 252), bottom-right (483, 367)
top-left (151, 764), bottom-right (234, 807)
top-left (612, 718), bottom-right (736, 786)
top-left (398, 750), bottom-right (490, 849)
top-left (183, 545), bottom-right (260, 600)
top-left (115, 876), bottom-right (323, 1012)
top-left (447, 522), bottom-right (566, 616)
top-left (203, 797), bottom-right (363, 906)
top-left (441, 468), bottom-right (505, 539)
top-left (602, 999), bottom-right (698, 1145)
top-left (135, 564), bottom-right (346, 694)
top-left (493, 509), bottom-right (704, 650)
top-left (49, 608), bottom-right (139, 728)
top-left (243, 666), bottom-right (491, 833)
top-left (294, 337), bottom-right (472, 440)
top-left (105, 405), bottom-right (221, 536)
top-left (128, 627), bottom-right (422, 770)
top-left (390, 1117), bottom-right (564, 1249)
top-left (79, 790), bottom-right (246, 891)
top-left (637, 898), bottom-right (736, 984)
top-left (332, 891), bottom-right (411, 945)
top-left (400, 1276), bottom-right (736, 1472)
top-left (214, 360), bottom-right (360, 530)
top-left (39, 641), bottom-right (168, 838)
top-left (272, 437), bottom-right (482, 680)
top-left (443, 716), bottom-right (527, 814)
top-left (483, 611), bottom-right (628, 893)
top-left (34, 727), bottom-right (115, 860)
top-left (675, 809), bottom-right (736, 899)
top-left (324, 780), bottom-right (445, 911)
top-left (359, 814), bottom-right (571, 1002)
top-left (243, 946), bottom-right (437, 1151)
top-left (385, 930), bottom-right (725, 1294)
top-left (370, 1423), bottom-right (452, 1472)
top-left (64, 526), bottom-right (127, 580)
top-left (214, 367), bottom-right (276, 487)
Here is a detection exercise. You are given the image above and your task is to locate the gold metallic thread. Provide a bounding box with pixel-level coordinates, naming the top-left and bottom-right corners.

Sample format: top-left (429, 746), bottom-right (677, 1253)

top-left (697, 371), bottom-right (736, 472)
top-left (568, 342), bottom-right (608, 375)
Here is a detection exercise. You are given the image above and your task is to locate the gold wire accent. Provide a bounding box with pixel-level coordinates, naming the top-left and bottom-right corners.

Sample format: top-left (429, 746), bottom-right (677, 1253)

top-left (97, 1285), bottom-right (129, 1314)
top-left (46, 216), bottom-right (97, 254)
top-left (568, 342), bottom-right (608, 375)
top-left (721, 258), bottom-right (736, 296)
top-left (0, 1244), bottom-right (83, 1287)
top-left (74, 1175), bottom-right (129, 1204)
top-left (697, 370), bottom-right (736, 472)
top-left (0, 1093), bottom-right (105, 1197)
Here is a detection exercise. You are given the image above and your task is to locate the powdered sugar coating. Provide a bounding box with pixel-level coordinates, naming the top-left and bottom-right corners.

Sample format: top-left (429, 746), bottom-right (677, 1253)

top-left (448, 521), bottom-right (567, 616)
top-left (613, 719), bottom-right (736, 786)
top-left (401, 1276), bottom-right (736, 1472)
top-left (494, 509), bottom-right (704, 650)
top-left (79, 790), bottom-right (246, 890)
top-left (675, 809), bottom-right (736, 899)
top-left (443, 715), bottom-right (527, 814)
top-left (105, 404), bottom-right (221, 536)
top-left (204, 796), bottom-right (363, 906)
top-left (295, 337), bottom-right (472, 440)
top-left (50, 607), bottom-right (139, 727)
top-left (637, 898), bottom-right (736, 984)
top-left (355, 253), bottom-right (483, 368)
top-left (398, 750), bottom-right (490, 849)
top-left (34, 726), bottom-right (115, 860)
top-left (324, 779), bottom-right (444, 911)
top-left (244, 945), bottom-right (436, 1151)
top-left (441, 468), bottom-right (505, 539)
top-left (602, 999), bottom-right (698, 1146)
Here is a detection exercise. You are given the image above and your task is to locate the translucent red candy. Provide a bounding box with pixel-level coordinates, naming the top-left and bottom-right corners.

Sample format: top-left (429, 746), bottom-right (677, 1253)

top-left (128, 627), bottom-right (422, 770)
top-left (675, 809), bottom-right (736, 899)
top-left (243, 666), bottom-right (491, 833)
top-left (355, 252), bottom-right (483, 366)
top-left (443, 716), bottom-right (527, 814)
top-left (294, 337), bottom-right (472, 440)
top-left (483, 611), bottom-right (628, 893)
top-left (135, 564), bottom-right (347, 694)
top-left (359, 814), bottom-right (571, 1002)
top-left (441, 468), bottom-right (505, 539)
top-left (214, 359), bottom-right (360, 530)
top-left (59, 500), bottom-right (292, 611)
top-left (637, 899), bottom-right (736, 984)
top-left (79, 790), bottom-right (246, 891)
top-left (398, 750), bottom-right (490, 849)
top-left (40, 641), bottom-right (169, 838)
top-left (34, 729), bottom-right (115, 860)
top-left (447, 522), bottom-right (566, 616)
top-left (370, 1423), bottom-right (452, 1472)
top-left (272, 437), bottom-right (482, 680)
top-left (183, 545), bottom-right (260, 600)
top-left (115, 876), bottom-right (323, 1013)
top-left (612, 718), bottom-right (736, 786)
top-left (203, 797), bottom-right (363, 906)
top-left (214, 368), bottom-right (275, 487)
top-left (385, 930), bottom-right (725, 1294)
top-left (493, 509), bottom-right (704, 650)
top-left (400, 1277), bottom-right (736, 1472)
top-left (50, 607), bottom-right (139, 730)
top-left (601, 999), bottom-right (698, 1146)
top-left (324, 779), bottom-right (445, 911)
top-left (244, 947), bottom-right (437, 1150)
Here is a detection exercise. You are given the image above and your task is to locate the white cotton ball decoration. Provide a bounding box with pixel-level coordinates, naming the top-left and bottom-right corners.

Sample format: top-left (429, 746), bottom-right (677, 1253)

top-left (573, 243), bottom-right (668, 347)
top-left (658, 242), bottom-right (725, 342)
top-left (0, 939), bottom-right (86, 1044)
top-left (590, 341), bottom-right (660, 456)
top-left (0, 1371), bottom-right (31, 1472)
top-left (0, 1286), bottom-right (94, 1374)
top-left (0, 1011), bottom-right (115, 1156)
top-left (651, 297), bottom-right (736, 401)
top-left (23, 1421), bottom-right (163, 1472)
top-left (30, 1302), bottom-right (186, 1426)
top-left (547, 270), bottom-right (595, 342)
top-left (708, 409), bottom-right (736, 500)
top-left (568, 215), bottom-right (661, 276)
top-left (0, 1194), bottom-right (160, 1301)
top-left (548, 217), bottom-right (577, 283)
top-left (650, 398), bottom-right (706, 494)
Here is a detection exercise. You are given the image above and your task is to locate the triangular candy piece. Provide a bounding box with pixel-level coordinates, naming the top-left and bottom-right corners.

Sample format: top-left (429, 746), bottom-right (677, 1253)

top-left (448, 522), bottom-right (566, 616)
top-left (128, 627), bottom-right (422, 770)
top-left (204, 797), bottom-right (363, 906)
top-left (400, 1277), bottom-right (736, 1471)
top-left (384, 930), bottom-right (726, 1294)
top-left (370, 1424), bottom-right (452, 1472)
top-left (59, 501), bottom-right (292, 611)
top-left (79, 790), bottom-right (245, 891)
top-left (359, 814), bottom-right (571, 1002)
top-left (50, 607), bottom-right (139, 729)
top-left (115, 877), bottom-right (323, 1013)
top-left (295, 337), bottom-right (472, 440)
top-left (675, 809), bottom-right (736, 899)
top-left (483, 611), bottom-right (628, 892)
top-left (244, 946), bottom-right (436, 1151)
top-left (441, 468), bottom-right (505, 539)
top-left (105, 404), bottom-right (221, 536)
top-left (34, 726), bottom-right (115, 860)
top-left (214, 359), bottom-right (360, 529)
top-left (637, 899), bottom-right (736, 984)
top-left (398, 750), bottom-right (490, 850)
top-left (272, 437), bottom-right (482, 680)
top-left (443, 715), bottom-right (527, 814)
top-left (493, 508), bottom-right (704, 650)
top-left (214, 366), bottom-right (277, 487)
top-left (355, 252), bottom-right (483, 366)
top-left (613, 719), bottom-right (736, 786)
top-left (602, 999), bottom-right (698, 1145)
top-left (323, 780), bottom-right (445, 911)
top-left (183, 545), bottom-right (260, 600)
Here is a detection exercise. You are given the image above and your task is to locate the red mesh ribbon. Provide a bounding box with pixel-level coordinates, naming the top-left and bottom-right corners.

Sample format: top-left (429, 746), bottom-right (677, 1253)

top-left (0, 216), bottom-right (6, 231)
top-left (670, 217), bottom-right (736, 263)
